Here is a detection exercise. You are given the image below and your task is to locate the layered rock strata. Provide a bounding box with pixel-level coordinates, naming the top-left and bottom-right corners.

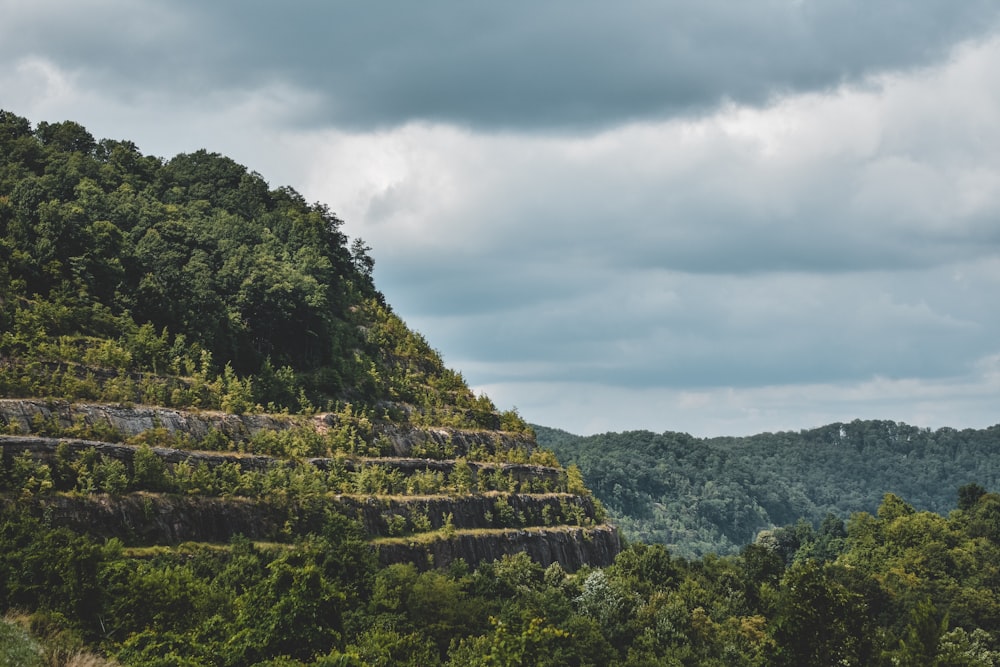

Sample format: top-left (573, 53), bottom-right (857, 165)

top-left (375, 526), bottom-right (621, 571)
top-left (0, 399), bottom-right (535, 457)
top-left (0, 401), bottom-right (620, 571)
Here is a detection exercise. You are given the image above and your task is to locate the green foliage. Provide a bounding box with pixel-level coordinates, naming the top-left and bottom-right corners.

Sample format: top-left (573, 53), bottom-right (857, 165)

top-left (4, 451), bottom-right (54, 497)
top-left (493, 496), bottom-right (519, 528)
top-left (130, 444), bottom-right (168, 491)
top-left (2, 485), bottom-right (1000, 665)
top-left (447, 616), bottom-right (575, 667)
top-left (0, 617), bottom-right (44, 667)
top-left (448, 458), bottom-right (474, 494)
top-left (537, 420), bottom-right (1000, 558)
top-left (348, 626), bottom-right (440, 666)
top-left (17, 109), bottom-right (1000, 666)
top-left (353, 465), bottom-right (406, 495)
top-left (0, 439), bottom-right (582, 522)
top-left (0, 110), bottom-right (522, 430)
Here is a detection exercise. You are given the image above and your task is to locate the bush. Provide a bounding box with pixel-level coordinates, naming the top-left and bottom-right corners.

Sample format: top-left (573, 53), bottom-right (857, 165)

top-left (0, 617), bottom-right (44, 667)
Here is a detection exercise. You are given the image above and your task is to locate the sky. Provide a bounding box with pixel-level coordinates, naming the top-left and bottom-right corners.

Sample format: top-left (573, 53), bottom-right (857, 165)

top-left (3, 1), bottom-right (1000, 437)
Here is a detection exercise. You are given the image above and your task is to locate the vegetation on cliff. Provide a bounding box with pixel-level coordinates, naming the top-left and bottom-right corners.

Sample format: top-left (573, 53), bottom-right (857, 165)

top-left (0, 111), bottom-right (620, 665)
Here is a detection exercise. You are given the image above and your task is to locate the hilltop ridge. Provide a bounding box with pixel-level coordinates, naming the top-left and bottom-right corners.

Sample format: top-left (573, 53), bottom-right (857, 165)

top-left (0, 109), bottom-right (617, 574)
top-left (0, 110), bottom-right (527, 431)
top-left (536, 419), bottom-right (1000, 558)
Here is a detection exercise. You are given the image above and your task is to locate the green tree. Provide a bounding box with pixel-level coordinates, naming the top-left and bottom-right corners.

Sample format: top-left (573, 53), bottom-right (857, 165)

top-left (769, 561), bottom-right (877, 666)
top-left (887, 598), bottom-right (950, 667)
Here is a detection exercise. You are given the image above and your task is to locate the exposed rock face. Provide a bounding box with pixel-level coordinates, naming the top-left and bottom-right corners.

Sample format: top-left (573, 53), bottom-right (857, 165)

top-left (4, 491), bottom-right (606, 549)
top-left (0, 399), bottom-right (535, 457)
top-left (0, 435), bottom-right (563, 484)
top-left (0, 401), bottom-right (621, 571)
top-left (0, 435), bottom-right (278, 473)
top-left (6, 490), bottom-right (619, 572)
top-left (2, 494), bottom-right (289, 544)
top-left (0, 398), bottom-right (294, 442)
top-left (375, 526), bottom-right (621, 571)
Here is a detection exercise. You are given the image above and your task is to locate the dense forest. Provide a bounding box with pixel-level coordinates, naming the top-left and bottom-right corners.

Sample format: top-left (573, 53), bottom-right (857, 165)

top-left (536, 421), bottom-right (1000, 557)
top-left (4, 110), bottom-right (1000, 665)
top-left (0, 109), bottom-right (525, 432)
top-left (4, 484), bottom-right (1000, 665)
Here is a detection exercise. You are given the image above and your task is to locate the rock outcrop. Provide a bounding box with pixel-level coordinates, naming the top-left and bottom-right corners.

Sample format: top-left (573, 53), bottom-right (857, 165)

top-left (0, 399), bottom-right (536, 457)
top-left (0, 401), bottom-right (620, 571)
top-left (0, 398), bottom-right (294, 443)
top-left (375, 526), bottom-right (621, 571)
top-left (0, 435), bottom-right (562, 485)
top-left (3, 490), bottom-right (607, 550)
top-left (2, 493), bottom-right (289, 545)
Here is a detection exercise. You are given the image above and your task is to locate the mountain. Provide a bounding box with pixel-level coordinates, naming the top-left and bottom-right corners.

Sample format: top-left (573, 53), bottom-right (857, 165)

top-left (535, 420), bottom-right (1000, 557)
top-left (0, 111), bottom-right (621, 664)
top-left (3, 110), bottom-right (1000, 667)
top-left (0, 110), bottom-right (529, 430)
top-left (0, 108), bottom-right (619, 564)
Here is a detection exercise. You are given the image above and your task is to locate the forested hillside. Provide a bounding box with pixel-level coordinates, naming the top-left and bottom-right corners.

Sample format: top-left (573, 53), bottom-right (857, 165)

top-left (536, 420), bottom-right (1000, 557)
top-left (5, 110), bottom-right (1000, 666)
top-left (0, 110), bottom-right (617, 665)
top-left (0, 109), bottom-right (525, 430)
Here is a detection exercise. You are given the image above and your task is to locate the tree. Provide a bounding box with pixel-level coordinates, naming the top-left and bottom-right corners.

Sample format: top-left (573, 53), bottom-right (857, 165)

top-left (350, 237), bottom-right (374, 279)
top-left (958, 483), bottom-right (987, 511)
top-left (770, 562), bottom-right (877, 666)
top-left (35, 121), bottom-right (96, 155)
top-left (230, 560), bottom-right (345, 663)
top-left (887, 599), bottom-right (949, 667)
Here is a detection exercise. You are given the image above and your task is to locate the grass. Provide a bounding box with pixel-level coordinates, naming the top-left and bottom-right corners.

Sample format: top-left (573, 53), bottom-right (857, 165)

top-left (122, 540), bottom-right (290, 559)
top-left (0, 616), bottom-right (117, 667)
top-left (0, 618), bottom-right (44, 667)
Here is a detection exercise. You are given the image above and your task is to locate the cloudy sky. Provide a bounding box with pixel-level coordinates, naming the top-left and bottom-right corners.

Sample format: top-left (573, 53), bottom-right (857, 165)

top-left (4, 1), bottom-right (1000, 437)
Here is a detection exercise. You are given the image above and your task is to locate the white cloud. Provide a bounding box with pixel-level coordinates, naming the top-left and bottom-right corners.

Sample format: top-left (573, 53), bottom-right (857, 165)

top-left (305, 38), bottom-right (1000, 279)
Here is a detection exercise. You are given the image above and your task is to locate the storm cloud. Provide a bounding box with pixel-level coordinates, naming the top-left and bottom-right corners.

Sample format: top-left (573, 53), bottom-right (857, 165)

top-left (4, 1), bottom-right (1000, 130)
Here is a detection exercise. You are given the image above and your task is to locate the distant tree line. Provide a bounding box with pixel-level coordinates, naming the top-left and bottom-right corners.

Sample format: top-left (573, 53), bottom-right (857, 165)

top-left (536, 420), bottom-right (1000, 557)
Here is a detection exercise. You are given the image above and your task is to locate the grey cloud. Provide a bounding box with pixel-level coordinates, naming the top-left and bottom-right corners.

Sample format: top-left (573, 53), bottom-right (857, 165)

top-left (310, 35), bottom-right (1000, 405)
top-left (393, 260), bottom-right (996, 393)
top-left (6, 0), bottom-right (1000, 434)
top-left (373, 160), bottom-right (999, 288)
top-left (4, 0), bottom-right (999, 130)
top-left (483, 369), bottom-right (1000, 437)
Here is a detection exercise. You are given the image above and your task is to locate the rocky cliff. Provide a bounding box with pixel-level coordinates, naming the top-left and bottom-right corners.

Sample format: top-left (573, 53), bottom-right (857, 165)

top-left (0, 434), bottom-right (562, 486)
top-left (375, 525), bottom-right (621, 571)
top-left (0, 399), bottom-right (536, 457)
top-left (2, 488), bottom-right (606, 546)
top-left (0, 402), bottom-right (620, 571)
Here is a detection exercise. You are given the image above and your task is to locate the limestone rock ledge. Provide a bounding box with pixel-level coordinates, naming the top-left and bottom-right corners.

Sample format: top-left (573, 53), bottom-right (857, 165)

top-left (0, 435), bottom-right (562, 486)
top-left (1, 493), bottom-right (288, 545)
top-left (0, 399), bottom-right (535, 457)
top-left (3, 491), bottom-right (620, 571)
top-left (375, 525), bottom-right (621, 571)
top-left (0, 487), bottom-right (604, 545)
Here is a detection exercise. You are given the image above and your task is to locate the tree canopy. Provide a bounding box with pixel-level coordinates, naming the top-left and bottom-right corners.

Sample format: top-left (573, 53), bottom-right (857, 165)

top-left (537, 419), bottom-right (1000, 557)
top-left (0, 110), bottom-right (527, 431)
